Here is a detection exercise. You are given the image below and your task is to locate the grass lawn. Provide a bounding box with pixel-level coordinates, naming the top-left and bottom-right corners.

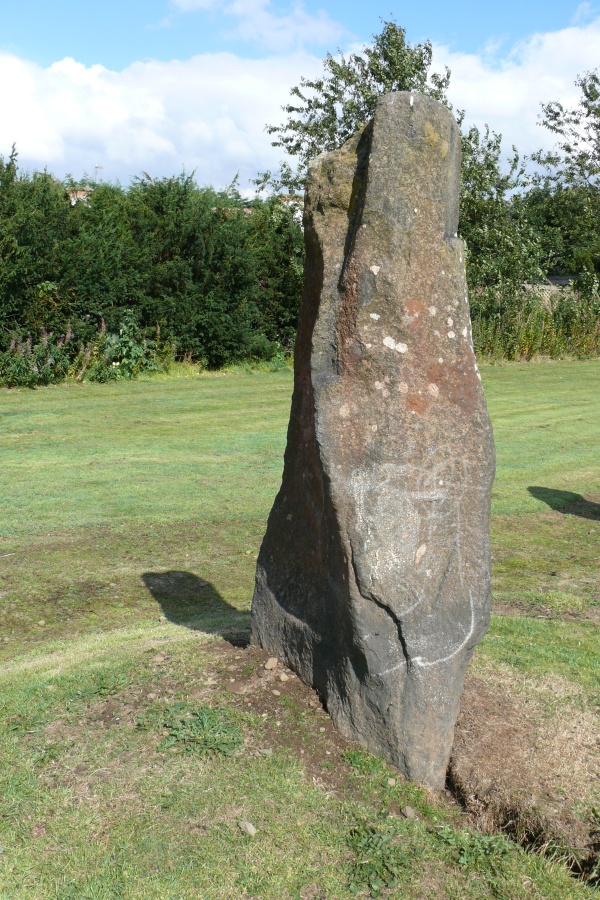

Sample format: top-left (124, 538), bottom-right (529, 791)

top-left (0, 360), bottom-right (598, 898)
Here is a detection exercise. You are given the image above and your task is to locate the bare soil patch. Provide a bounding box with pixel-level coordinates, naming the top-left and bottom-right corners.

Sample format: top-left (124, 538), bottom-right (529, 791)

top-left (493, 600), bottom-right (600, 622)
top-left (450, 673), bottom-right (599, 875)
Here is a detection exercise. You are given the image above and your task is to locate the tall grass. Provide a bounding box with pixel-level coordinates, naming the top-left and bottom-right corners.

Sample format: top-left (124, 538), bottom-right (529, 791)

top-left (471, 283), bottom-right (600, 360)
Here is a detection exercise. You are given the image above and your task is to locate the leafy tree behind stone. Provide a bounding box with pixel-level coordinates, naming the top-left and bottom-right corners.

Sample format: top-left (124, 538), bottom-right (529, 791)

top-left (258, 21), bottom-right (450, 193)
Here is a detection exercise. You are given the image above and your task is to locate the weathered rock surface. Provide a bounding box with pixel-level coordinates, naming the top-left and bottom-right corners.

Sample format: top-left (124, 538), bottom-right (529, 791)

top-left (250, 91), bottom-right (495, 788)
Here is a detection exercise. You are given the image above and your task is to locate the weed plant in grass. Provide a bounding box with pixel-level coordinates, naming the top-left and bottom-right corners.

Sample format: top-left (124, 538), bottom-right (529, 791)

top-left (0, 360), bottom-right (599, 897)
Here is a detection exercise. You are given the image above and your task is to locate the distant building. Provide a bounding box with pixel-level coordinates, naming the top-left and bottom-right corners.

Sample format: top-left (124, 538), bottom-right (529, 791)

top-left (68, 189), bottom-right (93, 206)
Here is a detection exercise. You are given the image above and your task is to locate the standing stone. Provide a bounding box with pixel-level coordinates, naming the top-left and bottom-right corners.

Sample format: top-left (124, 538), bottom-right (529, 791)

top-left (251, 92), bottom-right (495, 788)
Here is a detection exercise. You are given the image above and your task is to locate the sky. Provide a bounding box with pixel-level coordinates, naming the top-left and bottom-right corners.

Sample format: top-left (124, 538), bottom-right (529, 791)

top-left (0, 0), bottom-right (599, 189)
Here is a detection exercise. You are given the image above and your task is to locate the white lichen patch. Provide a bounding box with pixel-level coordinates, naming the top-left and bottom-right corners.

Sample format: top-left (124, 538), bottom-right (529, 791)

top-left (371, 424), bottom-right (378, 432)
top-left (429, 306), bottom-right (437, 316)
top-left (427, 383), bottom-right (439, 398)
top-left (398, 382), bottom-right (409, 394)
top-left (447, 331), bottom-right (455, 339)
top-left (415, 544), bottom-right (427, 565)
top-left (382, 389), bottom-right (390, 398)
top-left (370, 313), bottom-right (380, 320)
top-left (370, 265), bottom-right (381, 276)
top-left (462, 326), bottom-right (468, 337)
top-left (447, 317), bottom-right (453, 327)
top-left (438, 357), bottom-right (443, 363)
top-left (383, 336), bottom-right (407, 353)
top-left (374, 381), bottom-right (383, 390)
top-left (339, 404), bottom-right (350, 418)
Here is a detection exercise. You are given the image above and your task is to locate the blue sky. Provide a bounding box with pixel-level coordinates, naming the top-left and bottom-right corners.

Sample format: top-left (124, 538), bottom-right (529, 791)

top-left (0, 0), bottom-right (598, 187)
top-left (2, 0), bottom-right (592, 69)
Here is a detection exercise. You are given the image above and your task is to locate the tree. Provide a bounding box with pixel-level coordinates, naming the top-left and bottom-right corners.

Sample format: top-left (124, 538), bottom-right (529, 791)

top-left (527, 70), bottom-right (600, 277)
top-left (258, 20), bottom-right (450, 192)
top-left (459, 122), bottom-right (545, 294)
top-left (536, 69), bottom-right (600, 188)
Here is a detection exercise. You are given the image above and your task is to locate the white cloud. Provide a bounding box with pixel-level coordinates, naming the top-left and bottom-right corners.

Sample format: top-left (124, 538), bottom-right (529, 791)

top-left (572, 1), bottom-right (597, 25)
top-left (1, 17), bottom-right (599, 190)
top-left (435, 17), bottom-right (600, 158)
top-left (170, 0), bottom-right (346, 52)
top-left (0, 50), bottom-right (323, 186)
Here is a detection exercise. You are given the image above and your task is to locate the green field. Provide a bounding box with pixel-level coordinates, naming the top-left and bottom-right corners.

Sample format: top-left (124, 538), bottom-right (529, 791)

top-left (0, 361), bottom-right (598, 898)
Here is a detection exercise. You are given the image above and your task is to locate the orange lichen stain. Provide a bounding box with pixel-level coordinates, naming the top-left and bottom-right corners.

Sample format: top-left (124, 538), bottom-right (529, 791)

top-left (427, 355), bottom-right (479, 412)
top-left (407, 394), bottom-right (430, 414)
top-left (404, 298), bottom-right (426, 319)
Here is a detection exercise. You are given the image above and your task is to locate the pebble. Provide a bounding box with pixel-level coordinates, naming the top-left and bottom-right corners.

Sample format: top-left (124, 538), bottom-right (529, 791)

top-left (147, 693), bottom-right (157, 700)
top-left (228, 682), bottom-right (246, 695)
top-left (279, 673), bottom-right (289, 682)
top-left (401, 805), bottom-right (416, 820)
top-left (158, 615), bottom-right (167, 623)
top-left (319, 727), bottom-right (325, 733)
top-left (387, 778), bottom-right (396, 787)
top-left (152, 654), bottom-right (167, 664)
top-left (258, 748), bottom-right (273, 756)
top-left (38, 620), bottom-right (45, 627)
top-left (265, 658), bottom-right (278, 670)
top-left (238, 820), bottom-right (257, 837)
top-left (272, 690), bottom-right (281, 696)
top-left (3, 638), bottom-right (8, 642)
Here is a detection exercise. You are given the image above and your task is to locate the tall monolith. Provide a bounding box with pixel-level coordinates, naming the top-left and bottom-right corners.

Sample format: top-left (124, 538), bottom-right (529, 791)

top-left (251, 92), bottom-right (495, 788)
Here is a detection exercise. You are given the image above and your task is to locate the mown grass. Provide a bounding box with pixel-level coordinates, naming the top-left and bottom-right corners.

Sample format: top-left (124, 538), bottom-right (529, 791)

top-left (0, 360), bottom-right (599, 897)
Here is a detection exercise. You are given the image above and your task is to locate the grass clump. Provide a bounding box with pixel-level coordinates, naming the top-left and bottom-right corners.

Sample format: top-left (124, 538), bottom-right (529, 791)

top-left (347, 818), bottom-right (410, 897)
top-left (136, 702), bottom-right (244, 756)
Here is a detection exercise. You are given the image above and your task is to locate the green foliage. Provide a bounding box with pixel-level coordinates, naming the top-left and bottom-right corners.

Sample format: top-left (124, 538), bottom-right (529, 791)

top-left (536, 68), bottom-right (600, 189)
top-left (0, 328), bottom-right (73, 388)
top-left (342, 749), bottom-right (384, 775)
top-left (347, 819), bottom-right (408, 897)
top-left (525, 70), bottom-right (600, 287)
top-left (459, 123), bottom-right (545, 295)
top-left (259, 19), bottom-right (450, 192)
top-left (435, 824), bottom-right (512, 868)
top-left (136, 702), bottom-right (244, 756)
top-left (0, 311), bottom-right (172, 387)
top-left (0, 156), bottom-right (304, 381)
top-left (71, 671), bottom-right (132, 700)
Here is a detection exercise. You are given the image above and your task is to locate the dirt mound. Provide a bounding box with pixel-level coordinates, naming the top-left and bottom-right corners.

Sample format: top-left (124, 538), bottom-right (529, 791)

top-left (450, 674), bottom-right (599, 876)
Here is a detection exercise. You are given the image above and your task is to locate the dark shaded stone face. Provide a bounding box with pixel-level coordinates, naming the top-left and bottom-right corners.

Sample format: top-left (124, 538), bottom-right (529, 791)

top-left (251, 92), bottom-right (495, 788)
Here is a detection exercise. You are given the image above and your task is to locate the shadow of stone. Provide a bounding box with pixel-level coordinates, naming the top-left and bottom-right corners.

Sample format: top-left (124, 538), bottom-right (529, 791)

top-left (141, 570), bottom-right (250, 645)
top-left (528, 487), bottom-right (600, 521)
